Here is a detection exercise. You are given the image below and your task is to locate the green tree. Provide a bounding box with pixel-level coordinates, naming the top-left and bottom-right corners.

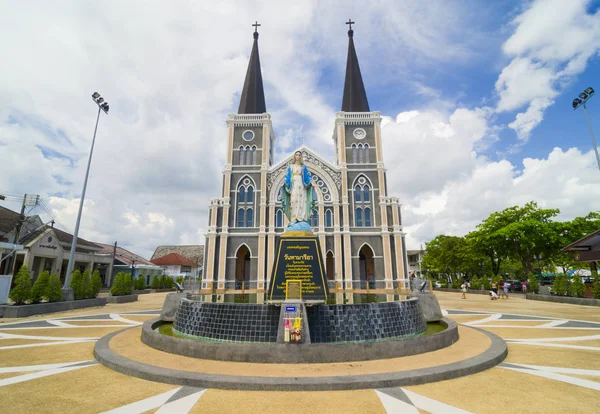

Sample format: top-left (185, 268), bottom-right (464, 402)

top-left (151, 275), bottom-right (160, 289)
top-left (91, 270), bottom-right (102, 298)
top-left (9, 265), bottom-right (32, 305)
top-left (70, 270), bottom-right (84, 300)
top-left (160, 275), bottom-right (168, 289)
top-left (136, 275), bottom-right (146, 290)
top-left (31, 270), bottom-right (50, 303)
top-left (422, 235), bottom-right (473, 282)
top-left (110, 272), bottom-right (132, 296)
top-left (47, 274), bottom-right (64, 302)
top-left (571, 275), bottom-right (585, 298)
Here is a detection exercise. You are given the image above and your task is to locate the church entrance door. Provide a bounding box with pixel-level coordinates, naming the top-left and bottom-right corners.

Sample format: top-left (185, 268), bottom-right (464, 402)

top-left (359, 245), bottom-right (375, 289)
top-left (326, 251), bottom-right (334, 280)
top-left (235, 245), bottom-right (251, 289)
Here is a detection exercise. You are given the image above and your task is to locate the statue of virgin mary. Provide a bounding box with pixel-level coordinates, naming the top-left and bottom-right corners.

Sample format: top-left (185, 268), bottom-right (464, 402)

top-left (282, 151), bottom-right (314, 229)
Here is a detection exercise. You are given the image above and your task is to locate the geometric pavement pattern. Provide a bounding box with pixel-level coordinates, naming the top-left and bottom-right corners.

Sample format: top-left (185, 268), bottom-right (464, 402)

top-left (0, 301), bottom-right (599, 413)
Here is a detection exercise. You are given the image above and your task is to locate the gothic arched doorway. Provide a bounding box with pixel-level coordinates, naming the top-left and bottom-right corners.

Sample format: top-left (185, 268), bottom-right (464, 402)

top-left (359, 244), bottom-right (375, 289)
top-left (235, 245), bottom-right (251, 289)
top-left (326, 251), bottom-right (334, 281)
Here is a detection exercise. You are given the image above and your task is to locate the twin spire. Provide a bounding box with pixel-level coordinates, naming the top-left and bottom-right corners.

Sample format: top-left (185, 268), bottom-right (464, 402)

top-left (237, 20), bottom-right (370, 114)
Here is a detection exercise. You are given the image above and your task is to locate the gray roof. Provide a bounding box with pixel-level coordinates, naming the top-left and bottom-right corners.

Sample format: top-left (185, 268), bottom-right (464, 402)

top-left (151, 245), bottom-right (204, 266)
top-left (341, 28), bottom-right (370, 112)
top-left (0, 205), bottom-right (21, 241)
top-left (238, 31), bottom-right (266, 114)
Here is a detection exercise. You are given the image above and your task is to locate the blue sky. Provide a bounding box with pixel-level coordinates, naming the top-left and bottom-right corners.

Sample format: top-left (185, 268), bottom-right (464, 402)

top-left (0, 0), bottom-right (599, 258)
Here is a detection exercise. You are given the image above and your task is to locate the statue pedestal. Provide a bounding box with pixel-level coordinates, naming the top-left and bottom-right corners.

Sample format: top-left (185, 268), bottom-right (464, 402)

top-left (267, 232), bottom-right (329, 303)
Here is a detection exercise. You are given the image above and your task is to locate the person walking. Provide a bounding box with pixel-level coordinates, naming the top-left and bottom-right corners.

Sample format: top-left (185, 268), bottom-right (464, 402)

top-left (491, 281), bottom-right (498, 296)
top-left (522, 281), bottom-right (528, 297)
top-left (503, 282), bottom-right (510, 299)
top-left (461, 282), bottom-right (467, 299)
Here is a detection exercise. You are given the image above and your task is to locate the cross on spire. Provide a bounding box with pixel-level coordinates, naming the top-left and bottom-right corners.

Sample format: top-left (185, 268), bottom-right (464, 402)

top-left (345, 19), bottom-right (355, 30)
top-left (252, 21), bottom-right (261, 33)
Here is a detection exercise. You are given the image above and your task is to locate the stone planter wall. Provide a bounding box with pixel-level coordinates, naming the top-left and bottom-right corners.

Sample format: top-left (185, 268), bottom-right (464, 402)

top-left (0, 297), bottom-right (107, 318)
top-left (526, 293), bottom-right (600, 307)
top-left (107, 294), bottom-right (138, 304)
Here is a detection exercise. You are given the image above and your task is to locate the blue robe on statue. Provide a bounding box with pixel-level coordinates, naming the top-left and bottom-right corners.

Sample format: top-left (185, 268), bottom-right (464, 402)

top-left (282, 163), bottom-right (313, 229)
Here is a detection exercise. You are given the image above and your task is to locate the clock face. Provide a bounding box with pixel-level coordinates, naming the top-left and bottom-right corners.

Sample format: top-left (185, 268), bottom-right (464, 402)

top-left (353, 128), bottom-right (366, 139)
top-left (242, 130), bottom-right (255, 141)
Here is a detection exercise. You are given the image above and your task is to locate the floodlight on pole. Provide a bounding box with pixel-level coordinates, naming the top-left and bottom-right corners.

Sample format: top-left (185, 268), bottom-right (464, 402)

top-left (572, 87), bottom-right (600, 173)
top-left (63, 92), bottom-right (110, 288)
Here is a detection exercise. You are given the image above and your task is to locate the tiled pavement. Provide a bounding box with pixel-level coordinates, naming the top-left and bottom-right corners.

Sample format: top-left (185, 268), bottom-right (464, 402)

top-left (0, 292), bottom-right (598, 413)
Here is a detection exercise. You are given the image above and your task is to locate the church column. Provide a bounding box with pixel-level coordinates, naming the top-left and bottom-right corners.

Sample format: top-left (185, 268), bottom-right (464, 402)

top-left (266, 199), bottom-right (277, 300)
top-left (390, 198), bottom-right (406, 291)
top-left (337, 120), bottom-right (354, 302)
top-left (256, 121), bottom-right (271, 301)
top-left (217, 196), bottom-right (231, 291)
top-left (203, 199), bottom-right (220, 293)
top-left (379, 196), bottom-right (393, 291)
top-left (333, 200), bottom-right (343, 303)
top-left (318, 200), bottom-right (326, 259)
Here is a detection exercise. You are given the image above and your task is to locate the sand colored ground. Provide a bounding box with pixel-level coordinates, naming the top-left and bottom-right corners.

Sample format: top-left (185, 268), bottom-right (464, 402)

top-left (0, 372), bottom-right (29, 380)
top-left (505, 344), bottom-right (600, 370)
top-left (0, 342), bottom-right (95, 367)
top-left (405, 366), bottom-right (600, 413)
top-left (554, 339), bottom-right (600, 347)
top-left (569, 374), bottom-right (600, 384)
top-left (0, 326), bottom-right (124, 338)
top-left (120, 315), bottom-right (156, 323)
top-left (0, 365), bottom-right (176, 414)
top-left (0, 338), bottom-right (53, 347)
top-left (447, 315), bottom-right (490, 323)
top-left (482, 327), bottom-right (600, 339)
top-left (193, 389), bottom-right (385, 414)
top-left (475, 320), bottom-right (547, 326)
top-left (63, 320), bottom-right (131, 327)
top-left (0, 292), bottom-right (167, 325)
top-left (109, 325), bottom-right (490, 378)
top-left (436, 291), bottom-right (600, 322)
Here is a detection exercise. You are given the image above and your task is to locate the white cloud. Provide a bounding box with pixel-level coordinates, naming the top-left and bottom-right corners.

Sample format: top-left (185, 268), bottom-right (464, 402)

top-left (495, 0), bottom-right (600, 140)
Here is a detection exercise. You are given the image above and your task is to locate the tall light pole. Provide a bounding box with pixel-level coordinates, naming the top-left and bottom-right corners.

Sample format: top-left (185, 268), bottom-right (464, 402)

top-left (572, 87), bottom-right (600, 173)
top-left (64, 92), bottom-right (109, 289)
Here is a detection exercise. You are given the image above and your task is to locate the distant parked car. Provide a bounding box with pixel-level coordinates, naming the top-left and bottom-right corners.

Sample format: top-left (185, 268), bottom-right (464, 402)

top-left (582, 277), bottom-right (596, 285)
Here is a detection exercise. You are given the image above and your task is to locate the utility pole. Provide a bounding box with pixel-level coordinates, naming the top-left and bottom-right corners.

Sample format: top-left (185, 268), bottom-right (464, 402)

top-left (4, 194), bottom-right (39, 275)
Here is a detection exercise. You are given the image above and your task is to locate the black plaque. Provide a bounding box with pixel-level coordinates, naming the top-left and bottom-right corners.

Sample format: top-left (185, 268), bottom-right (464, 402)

top-left (268, 236), bottom-right (329, 302)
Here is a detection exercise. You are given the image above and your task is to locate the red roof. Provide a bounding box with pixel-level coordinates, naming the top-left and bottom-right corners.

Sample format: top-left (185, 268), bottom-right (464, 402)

top-left (151, 253), bottom-right (197, 266)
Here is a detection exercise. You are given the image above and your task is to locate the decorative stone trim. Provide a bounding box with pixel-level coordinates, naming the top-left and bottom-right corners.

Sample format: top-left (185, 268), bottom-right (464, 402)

top-left (526, 293), bottom-right (600, 307)
top-left (107, 294), bottom-right (138, 304)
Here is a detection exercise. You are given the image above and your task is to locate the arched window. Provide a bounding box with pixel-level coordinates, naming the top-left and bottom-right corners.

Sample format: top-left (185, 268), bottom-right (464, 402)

top-left (364, 208), bottom-right (372, 227)
top-left (355, 208), bottom-right (363, 227)
top-left (354, 186), bottom-right (362, 202)
top-left (353, 176), bottom-right (373, 227)
top-left (236, 179), bottom-right (255, 227)
top-left (325, 209), bottom-right (332, 227)
top-left (245, 146), bottom-right (251, 165)
top-left (252, 146), bottom-right (257, 165)
top-left (358, 144), bottom-right (364, 163)
top-left (352, 144), bottom-right (357, 164)
top-left (239, 146), bottom-right (244, 165)
top-left (276, 209), bottom-right (283, 227)
top-left (364, 144), bottom-right (370, 163)
top-left (246, 208), bottom-right (253, 227)
top-left (310, 208), bottom-right (319, 227)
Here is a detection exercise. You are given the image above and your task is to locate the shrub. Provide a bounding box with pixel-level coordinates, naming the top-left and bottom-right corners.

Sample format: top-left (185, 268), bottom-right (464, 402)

top-left (176, 277), bottom-right (184, 285)
top-left (31, 270), bottom-right (50, 303)
top-left (164, 276), bottom-right (173, 289)
top-left (552, 274), bottom-right (567, 296)
top-left (451, 279), bottom-right (461, 289)
top-left (47, 274), bottom-right (64, 302)
top-left (593, 281), bottom-right (600, 299)
top-left (70, 270), bottom-right (85, 300)
top-left (571, 275), bottom-right (585, 298)
top-left (470, 276), bottom-right (481, 290)
top-left (160, 275), bottom-right (168, 289)
top-left (110, 272), bottom-right (133, 296)
top-left (81, 270), bottom-right (91, 299)
top-left (136, 275), bottom-right (146, 290)
top-left (151, 275), bottom-right (160, 289)
top-left (91, 270), bottom-right (102, 298)
top-left (9, 265), bottom-right (32, 305)
top-left (125, 274), bottom-right (134, 294)
top-left (483, 278), bottom-right (492, 290)
top-left (528, 276), bottom-right (539, 294)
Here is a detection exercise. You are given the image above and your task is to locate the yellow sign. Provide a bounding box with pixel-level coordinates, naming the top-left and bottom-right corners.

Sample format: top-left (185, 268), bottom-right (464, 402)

top-left (286, 280), bottom-right (302, 300)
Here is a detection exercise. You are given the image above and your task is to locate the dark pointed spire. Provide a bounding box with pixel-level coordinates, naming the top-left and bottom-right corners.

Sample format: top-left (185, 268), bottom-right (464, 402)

top-left (238, 22), bottom-right (267, 114)
top-left (341, 20), bottom-right (370, 112)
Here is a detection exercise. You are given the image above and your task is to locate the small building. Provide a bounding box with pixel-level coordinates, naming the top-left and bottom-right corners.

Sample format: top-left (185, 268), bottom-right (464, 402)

top-left (151, 245), bottom-right (204, 277)
top-left (151, 253), bottom-right (199, 278)
top-left (95, 243), bottom-right (162, 287)
top-left (406, 249), bottom-right (426, 278)
top-left (563, 229), bottom-right (600, 275)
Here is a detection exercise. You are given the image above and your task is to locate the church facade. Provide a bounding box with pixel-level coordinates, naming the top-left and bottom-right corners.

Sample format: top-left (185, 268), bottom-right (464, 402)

top-left (201, 25), bottom-right (408, 303)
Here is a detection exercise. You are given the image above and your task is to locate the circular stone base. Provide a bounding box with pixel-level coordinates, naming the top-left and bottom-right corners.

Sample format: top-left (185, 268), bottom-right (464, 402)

top-left (94, 321), bottom-right (507, 391)
top-left (144, 318), bottom-right (458, 363)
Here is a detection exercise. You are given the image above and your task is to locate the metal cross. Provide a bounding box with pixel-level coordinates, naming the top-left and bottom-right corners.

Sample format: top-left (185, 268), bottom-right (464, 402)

top-left (252, 21), bottom-right (261, 32)
top-left (346, 19), bottom-right (354, 30)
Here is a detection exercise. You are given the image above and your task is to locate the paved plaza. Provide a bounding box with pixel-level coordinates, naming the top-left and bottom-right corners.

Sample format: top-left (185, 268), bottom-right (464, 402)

top-left (0, 291), bottom-right (599, 413)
